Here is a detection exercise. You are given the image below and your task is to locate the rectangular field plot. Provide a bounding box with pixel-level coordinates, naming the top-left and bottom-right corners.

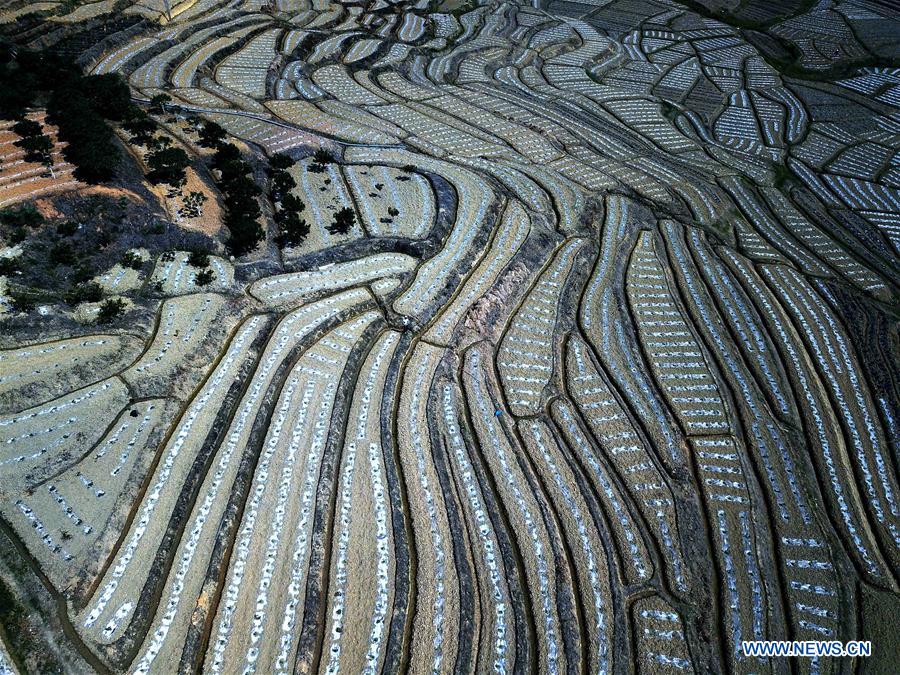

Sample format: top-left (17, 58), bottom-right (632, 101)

top-left (342, 164), bottom-right (435, 238)
top-left (251, 252), bottom-right (416, 308)
top-left (4, 398), bottom-right (173, 590)
top-left (0, 335), bottom-right (143, 414)
top-left (0, 379), bottom-right (131, 491)
top-left (143, 312), bottom-right (380, 675)
top-left (149, 252), bottom-right (233, 295)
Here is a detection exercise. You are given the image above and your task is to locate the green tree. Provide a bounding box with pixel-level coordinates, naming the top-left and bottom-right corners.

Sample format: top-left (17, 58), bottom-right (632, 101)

top-left (194, 268), bottom-right (215, 286)
top-left (96, 297), bottom-right (126, 323)
top-left (12, 119), bottom-right (42, 138)
top-left (149, 93), bottom-right (172, 114)
top-left (327, 207), bottom-right (355, 235)
top-left (276, 210), bottom-right (310, 248)
top-left (147, 146), bottom-right (190, 186)
top-left (187, 250), bottom-right (210, 268)
top-left (198, 121), bottom-right (227, 148)
top-left (270, 152), bottom-right (294, 171)
top-left (81, 73), bottom-right (132, 121)
top-left (65, 281), bottom-right (103, 305)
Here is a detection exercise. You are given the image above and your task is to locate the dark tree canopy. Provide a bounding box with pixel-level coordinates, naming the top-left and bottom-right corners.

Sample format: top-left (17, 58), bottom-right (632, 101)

top-left (198, 121), bottom-right (227, 148)
top-left (327, 207), bottom-right (356, 235)
top-left (147, 146), bottom-right (190, 186)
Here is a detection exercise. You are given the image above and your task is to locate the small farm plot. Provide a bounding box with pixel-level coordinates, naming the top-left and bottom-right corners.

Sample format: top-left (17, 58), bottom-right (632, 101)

top-left (215, 28), bottom-right (283, 99)
top-left (626, 231), bottom-right (729, 435)
top-left (149, 252), bottom-right (234, 295)
top-left (632, 596), bottom-right (693, 672)
top-left (251, 253), bottom-right (416, 308)
top-left (204, 311), bottom-right (378, 675)
top-left (122, 293), bottom-right (227, 397)
top-left (0, 120), bottom-right (83, 208)
top-left (0, 335), bottom-right (143, 414)
top-left (73, 316), bottom-right (270, 646)
top-left (342, 149), bottom-right (495, 320)
top-left (79, 290), bottom-right (368, 648)
top-left (396, 343), bottom-right (460, 674)
top-left (320, 330), bottom-right (400, 675)
top-left (5, 398), bottom-right (173, 590)
top-left (289, 159), bottom-right (363, 250)
top-left (564, 335), bottom-right (686, 591)
top-left (0, 378), bottom-right (131, 493)
top-left (95, 249), bottom-right (150, 294)
top-left (462, 344), bottom-right (567, 672)
top-left (133, 312), bottom-right (381, 675)
top-left (342, 164), bottom-right (435, 237)
top-left (438, 378), bottom-right (517, 673)
top-left (498, 238), bottom-right (583, 416)
top-left (425, 200), bottom-right (531, 345)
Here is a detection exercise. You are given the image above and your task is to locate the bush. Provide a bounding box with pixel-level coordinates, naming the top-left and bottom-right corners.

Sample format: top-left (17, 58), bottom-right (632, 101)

top-left (121, 251), bottom-right (143, 270)
top-left (198, 121), bottom-right (226, 148)
top-left (56, 221), bottom-right (78, 237)
top-left (9, 290), bottom-right (36, 313)
top-left (0, 257), bottom-right (20, 276)
top-left (65, 281), bottom-right (102, 305)
top-left (49, 241), bottom-right (76, 266)
top-left (96, 297), bottom-right (125, 323)
top-left (187, 250), bottom-right (210, 268)
top-left (270, 152), bottom-right (294, 171)
top-left (194, 268), bottom-right (215, 286)
top-left (0, 204), bottom-right (43, 229)
top-left (147, 146), bottom-right (190, 186)
top-left (72, 263), bottom-right (96, 283)
top-left (327, 207), bottom-right (355, 235)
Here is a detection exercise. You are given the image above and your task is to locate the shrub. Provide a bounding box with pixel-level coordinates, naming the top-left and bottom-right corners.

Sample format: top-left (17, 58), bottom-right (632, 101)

top-left (0, 204), bottom-right (43, 229)
top-left (49, 241), bottom-right (76, 266)
top-left (327, 207), bottom-right (355, 235)
top-left (121, 251), bottom-right (143, 270)
top-left (56, 221), bottom-right (78, 236)
top-left (0, 257), bottom-right (20, 276)
top-left (65, 281), bottom-right (102, 305)
top-left (194, 268), bottom-right (215, 286)
top-left (198, 121), bottom-right (227, 148)
top-left (9, 290), bottom-right (36, 313)
top-left (72, 263), bottom-right (96, 283)
top-left (187, 250), bottom-right (210, 268)
top-left (96, 297), bottom-right (125, 323)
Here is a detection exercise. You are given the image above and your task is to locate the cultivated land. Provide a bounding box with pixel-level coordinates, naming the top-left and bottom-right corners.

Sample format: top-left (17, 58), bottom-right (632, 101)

top-left (0, 0), bottom-right (899, 673)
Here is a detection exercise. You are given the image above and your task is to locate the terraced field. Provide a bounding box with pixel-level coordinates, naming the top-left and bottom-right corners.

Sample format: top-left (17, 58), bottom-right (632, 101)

top-left (1, 0), bottom-right (899, 672)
